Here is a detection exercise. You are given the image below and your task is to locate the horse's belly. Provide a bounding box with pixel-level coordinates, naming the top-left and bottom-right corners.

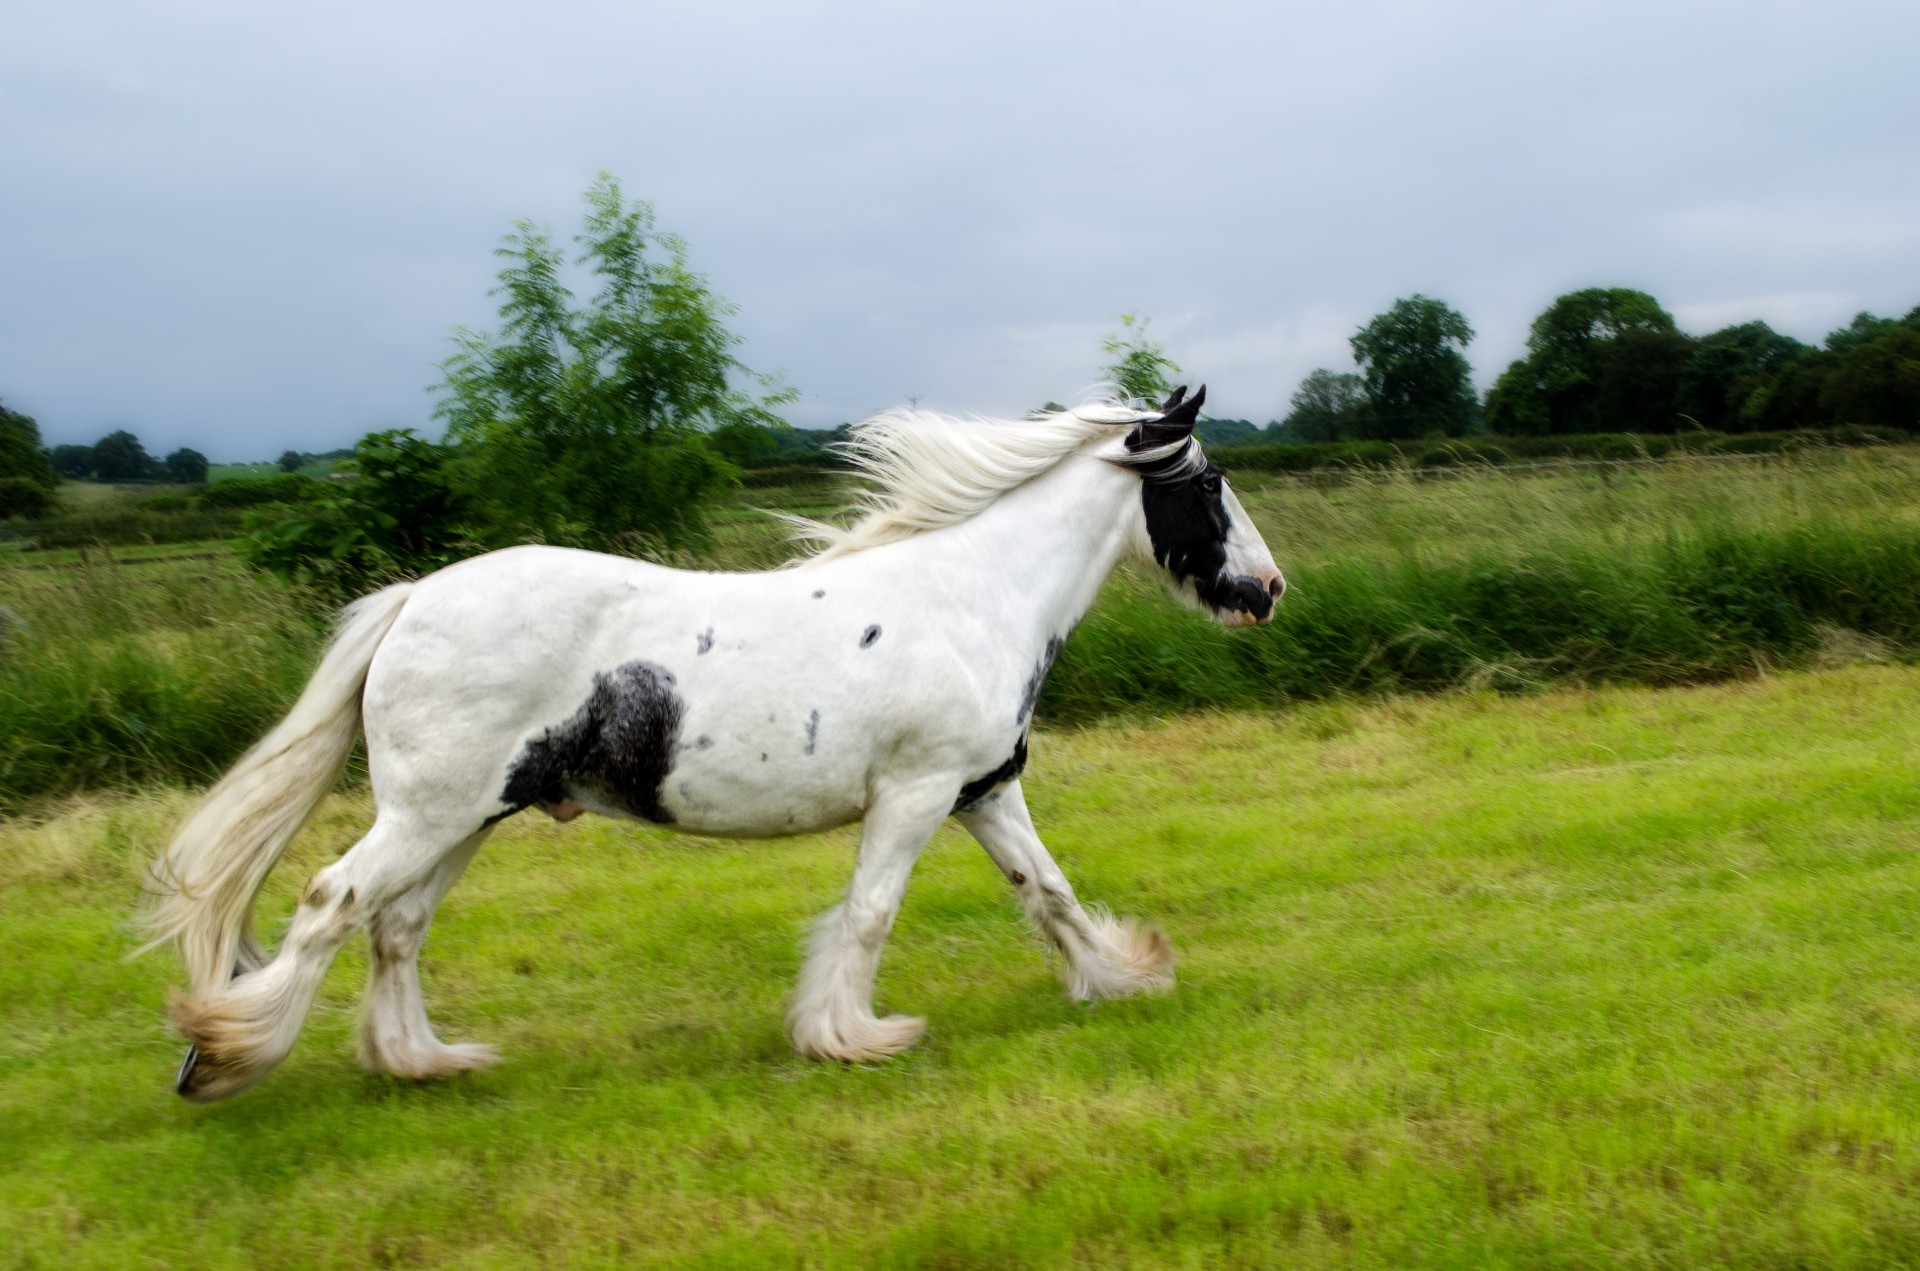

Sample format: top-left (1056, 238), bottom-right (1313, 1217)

top-left (655, 746), bottom-right (868, 838)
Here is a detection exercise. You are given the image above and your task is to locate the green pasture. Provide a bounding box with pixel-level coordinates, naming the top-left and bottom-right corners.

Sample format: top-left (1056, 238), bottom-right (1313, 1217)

top-left (5, 667), bottom-right (1920, 1267)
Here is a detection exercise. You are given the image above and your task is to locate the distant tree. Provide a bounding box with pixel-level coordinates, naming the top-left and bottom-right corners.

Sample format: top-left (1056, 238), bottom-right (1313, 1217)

top-left (1280, 369), bottom-right (1372, 442)
top-left (1349, 296), bottom-right (1477, 438)
top-left (436, 173), bottom-right (791, 554)
top-left (164, 447), bottom-right (210, 484)
top-left (50, 444), bottom-right (94, 479)
top-left (0, 402), bottom-right (58, 491)
top-left (1592, 327), bottom-right (1696, 432)
top-left (1825, 311), bottom-right (1905, 355)
top-left (1678, 322), bottom-right (1811, 431)
top-left (91, 429), bottom-right (165, 481)
top-left (1819, 327), bottom-right (1920, 427)
top-left (1491, 288), bottom-right (1680, 435)
top-left (277, 449), bottom-right (305, 474)
top-left (1100, 314), bottom-right (1181, 405)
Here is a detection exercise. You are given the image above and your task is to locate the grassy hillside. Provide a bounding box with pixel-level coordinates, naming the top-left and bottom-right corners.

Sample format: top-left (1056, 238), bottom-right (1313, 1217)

top-left (5, 667), bottom-right (1920, 1267)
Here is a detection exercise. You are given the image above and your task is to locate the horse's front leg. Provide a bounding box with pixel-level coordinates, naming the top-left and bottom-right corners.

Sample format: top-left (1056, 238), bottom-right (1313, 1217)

top-left (788, 776), bottom-right (952, 1061)
top-left (957, 780), bottom-right (1174, 1001)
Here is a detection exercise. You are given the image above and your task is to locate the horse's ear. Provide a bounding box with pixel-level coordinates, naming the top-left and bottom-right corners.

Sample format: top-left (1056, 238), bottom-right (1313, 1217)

top-left (1155, 383), bottom-right (1206, 436)
top-left (1159, 385), bottom-right (1188, 412)
top-left (1127, 383), bottom-right (1207, 452)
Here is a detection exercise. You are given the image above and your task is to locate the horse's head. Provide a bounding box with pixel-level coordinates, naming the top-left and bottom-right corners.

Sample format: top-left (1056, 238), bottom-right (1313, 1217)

top-left (1117, 385), bottom-right (1285, 627)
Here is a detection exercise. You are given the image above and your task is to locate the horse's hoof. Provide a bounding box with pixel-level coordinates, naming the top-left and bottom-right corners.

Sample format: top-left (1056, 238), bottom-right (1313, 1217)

top-left (175, 1045), bottom-right (201, 1097)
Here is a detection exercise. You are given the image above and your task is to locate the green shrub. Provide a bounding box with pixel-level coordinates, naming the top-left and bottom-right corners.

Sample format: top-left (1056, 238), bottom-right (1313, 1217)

top-left (0, 477), bottom-right (55, 520)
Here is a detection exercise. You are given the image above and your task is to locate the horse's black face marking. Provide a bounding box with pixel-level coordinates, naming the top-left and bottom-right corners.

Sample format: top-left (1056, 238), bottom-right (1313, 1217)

top-left (812, 589), bottom-right (825, 599)
top-left (860, 624), bottom-right (882, 648)
top-left (1018, 635), bottom-right (1065, 725)
top-left (499, 660), bottom-right (684, 824)
top-left (1129, 443), bottom-right (1274, 623)
top-left (953, 736), bottom-right (1029, 813)
top-left (805, 709), bottom-right (820, 755)
top-left (696, 628), bottom-right (714, 655)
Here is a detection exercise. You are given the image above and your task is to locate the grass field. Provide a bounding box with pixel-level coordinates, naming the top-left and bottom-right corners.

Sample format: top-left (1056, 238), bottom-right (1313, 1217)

top-left (6, 665), bottom-right (1920, 1267)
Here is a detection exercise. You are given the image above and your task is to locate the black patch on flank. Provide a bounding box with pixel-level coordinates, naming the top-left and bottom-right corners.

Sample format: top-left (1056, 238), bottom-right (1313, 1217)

top-left (498, 660), bottom-right (684, 824)
top-left (696, 628), bottom-right (714, 655)
top-left (804, 709), bottom-right (821, 754)
top-left (1018, 635), bottom-right (1065, 725)
top-left (860, 624), bottom-right (882, 648)
top-left (953, 736), bottom-right (1029, 813)
top-left (812, 589), bottom-right (825, 599)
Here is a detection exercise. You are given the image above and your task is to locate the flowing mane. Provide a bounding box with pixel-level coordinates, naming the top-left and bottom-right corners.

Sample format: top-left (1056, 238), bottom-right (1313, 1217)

top-left (785, 401), bottom-right (1158, 562)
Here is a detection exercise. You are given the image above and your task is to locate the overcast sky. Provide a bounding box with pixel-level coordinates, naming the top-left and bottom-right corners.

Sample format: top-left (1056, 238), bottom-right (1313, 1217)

top-left (3, 0), bottom-right (1916, 459)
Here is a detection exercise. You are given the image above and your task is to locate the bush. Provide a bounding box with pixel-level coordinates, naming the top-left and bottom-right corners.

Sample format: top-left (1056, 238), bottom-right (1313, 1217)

top-left (0, 477), bottom-right (56, 520)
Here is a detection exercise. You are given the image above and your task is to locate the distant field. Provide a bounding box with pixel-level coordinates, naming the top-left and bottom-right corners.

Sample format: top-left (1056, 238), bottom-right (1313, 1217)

top-left (6, 667), bottom-right (1920, 1267)
top-left (208, 459), bottom-right (344, 482)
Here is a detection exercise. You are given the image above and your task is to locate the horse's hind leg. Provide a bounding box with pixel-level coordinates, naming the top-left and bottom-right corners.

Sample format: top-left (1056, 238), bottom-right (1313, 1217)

top-left (171, 814), bottom-right (470, 1103)
top-left (359, 828), bottom-right (500, 1080)
top-left (956, 781), bottom-right (1174, 1000)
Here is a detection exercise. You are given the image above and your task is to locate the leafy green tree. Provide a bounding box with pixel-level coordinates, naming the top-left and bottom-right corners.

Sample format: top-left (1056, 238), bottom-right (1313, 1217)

top-left (1280, 369), bottom-right (1372, 442)
top-left (1819, 327), bottom-right (1920, 427)
top-left (436, 174), bottom-right (791, 554)
top-left (164, 447), bottom-right (209, 484)
top-left (1592, 327), bottom-right (1695, 432)
top-left (50, 444), bottom-right (94, 479)
top-left (277, 450), bottom-right (304, 474)
top-left (1349, 295), bottom-right (1477, 438)
top-left (1825, 312), bottom-right (1904, 355)
top-left (1678, 322), bottom-right (1811, 431)
top-left (90, 429), bottom-right (165, 481)
top-left (1488, 289), bottom-right (1681, 435)
top-left (0, 402), bottom-right (58, 491)
top-left (243, 430), bottom-right (475, 599)
top-left (1100, 314), bottom-right (1181, 404)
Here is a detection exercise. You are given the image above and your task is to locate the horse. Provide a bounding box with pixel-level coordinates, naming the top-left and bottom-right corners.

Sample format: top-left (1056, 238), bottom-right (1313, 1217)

top-left (145, 385), bottom-right (1285, 1102)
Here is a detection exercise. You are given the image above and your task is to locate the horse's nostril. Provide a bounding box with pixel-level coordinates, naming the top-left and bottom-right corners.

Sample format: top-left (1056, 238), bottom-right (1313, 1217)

top-left (1268, 577), bottom-right (1284, 598)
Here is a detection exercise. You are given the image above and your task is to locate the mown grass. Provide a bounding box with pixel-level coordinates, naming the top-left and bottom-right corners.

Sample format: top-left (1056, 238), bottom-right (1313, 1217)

top-left (6, 666), bottom-right (1920, 1267)
top-left (6, 448), bottom-right (1920, 809)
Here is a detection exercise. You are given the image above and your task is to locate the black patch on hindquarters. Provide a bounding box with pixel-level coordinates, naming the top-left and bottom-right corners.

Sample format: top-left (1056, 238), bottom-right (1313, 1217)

top-left (860, 624), bottom-right (882, 648)
top-left (696, 628), bottom-right (714, 655)
top-left (1017, 635), bottom-right (1065, 725)
top-left (805, 709), bottom-right (820, 755)
top-left (498, 661), bottom-right (684, 824)
top-left (812, 590), bottom-right (825, 599)
top-left (953, 735), bottom-right (1029, 813)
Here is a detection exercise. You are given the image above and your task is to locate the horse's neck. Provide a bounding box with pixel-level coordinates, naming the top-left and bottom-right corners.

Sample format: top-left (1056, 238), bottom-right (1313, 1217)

top-left (930, 455), bottom-right (1138, 648)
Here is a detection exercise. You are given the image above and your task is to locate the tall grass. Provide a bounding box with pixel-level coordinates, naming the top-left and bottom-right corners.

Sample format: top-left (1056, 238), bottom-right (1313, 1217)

top-left (4, 448), bottom-right (1920, 808)
top-left (0, 553), bottom-right (323, 810)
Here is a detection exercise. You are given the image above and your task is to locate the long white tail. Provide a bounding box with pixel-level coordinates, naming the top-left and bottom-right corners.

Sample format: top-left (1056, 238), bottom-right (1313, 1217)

top-left (142, 583), bottom-right (414, 997)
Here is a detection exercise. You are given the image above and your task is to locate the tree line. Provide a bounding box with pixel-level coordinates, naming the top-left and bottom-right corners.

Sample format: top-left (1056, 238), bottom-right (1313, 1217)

top-left (1275, 290), bottom-right (1920, 443)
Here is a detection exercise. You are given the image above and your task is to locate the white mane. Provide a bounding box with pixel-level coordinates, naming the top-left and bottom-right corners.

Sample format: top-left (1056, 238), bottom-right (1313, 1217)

top-left (786, 402), bottom-right (1158, 561)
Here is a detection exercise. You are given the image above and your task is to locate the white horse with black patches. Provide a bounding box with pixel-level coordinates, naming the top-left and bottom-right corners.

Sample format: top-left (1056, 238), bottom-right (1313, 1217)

top-left (146, 386), bottom-right (1283, 1102)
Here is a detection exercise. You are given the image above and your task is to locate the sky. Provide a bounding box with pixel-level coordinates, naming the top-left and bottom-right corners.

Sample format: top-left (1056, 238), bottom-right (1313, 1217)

top-left (3, 0), bottom-right (1917, 459)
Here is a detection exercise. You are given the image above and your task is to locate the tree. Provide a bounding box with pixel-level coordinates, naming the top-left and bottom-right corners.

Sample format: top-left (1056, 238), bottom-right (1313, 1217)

top-left (1820, 327), bottom-right (1920, 427)
top-left (1592, 327), bottom-right (1695, 433)
top-left (0, 402), bottom-right (58, 491)
top-left (243, 430), bottom-right (475, 599)
top-left (50, 444), bottom-right (94, 479)
top-left (1349, 295), bottom-right (1477, 438)
top-left (1523, 288), bottom-right (1678, 434)
top-left (165, 447), bottom-right (210, 484)
top-left (1279, 369), bottom-right (1371, 442)
top-left (278, 450), bottom-right (304, 474)
top-left (1100, 314), bottom-right (1181, 404)
top-left (436, 173), bottom-right (792, 554)
top-left (90, 429), bottom-right (165, 481)
top-left (1678, 322), bottom-right (1811, 431)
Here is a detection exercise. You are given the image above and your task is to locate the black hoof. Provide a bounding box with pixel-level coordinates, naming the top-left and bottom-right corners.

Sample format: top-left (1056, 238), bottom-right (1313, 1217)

top-left (175, 1045), bottom-right (201, 1097)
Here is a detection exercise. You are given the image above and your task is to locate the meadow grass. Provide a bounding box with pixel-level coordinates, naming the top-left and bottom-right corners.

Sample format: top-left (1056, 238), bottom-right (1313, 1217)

top-left (5, 666), bottom-right (1920, 1267)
